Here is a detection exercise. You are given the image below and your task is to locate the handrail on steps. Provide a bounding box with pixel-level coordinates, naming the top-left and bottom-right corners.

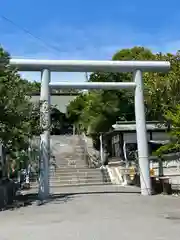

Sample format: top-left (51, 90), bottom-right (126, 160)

top-left (78, 133), bottom-right (100, 168)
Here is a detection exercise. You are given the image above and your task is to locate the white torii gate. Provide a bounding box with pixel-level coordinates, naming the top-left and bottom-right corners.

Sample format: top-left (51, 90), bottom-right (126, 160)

top-left (8, 59), bottom-right (170, 198)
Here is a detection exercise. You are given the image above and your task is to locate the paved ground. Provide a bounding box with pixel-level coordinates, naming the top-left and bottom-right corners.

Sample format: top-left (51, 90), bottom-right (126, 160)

top-left (22, 184), bottom-right (141, 195)
top-left (1, 187), bottom-right (180, 240)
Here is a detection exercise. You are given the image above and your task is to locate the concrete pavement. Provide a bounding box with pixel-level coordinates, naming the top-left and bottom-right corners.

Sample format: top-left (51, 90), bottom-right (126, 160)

top-left (1, 188), bottom-right (180, 240)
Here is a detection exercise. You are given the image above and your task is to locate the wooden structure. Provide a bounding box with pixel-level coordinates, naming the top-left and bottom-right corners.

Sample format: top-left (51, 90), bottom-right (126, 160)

top-left (103, 121), bottom-right (170, 162)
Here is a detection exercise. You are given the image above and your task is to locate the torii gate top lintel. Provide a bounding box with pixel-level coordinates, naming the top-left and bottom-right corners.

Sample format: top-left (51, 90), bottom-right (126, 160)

top-left (9, 59), bottom-right (170, 72)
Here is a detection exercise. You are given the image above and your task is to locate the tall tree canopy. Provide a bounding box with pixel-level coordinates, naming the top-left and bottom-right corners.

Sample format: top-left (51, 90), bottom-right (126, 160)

top-left (0, 46), bottom-right (41, 155)
top-left (67, 47), bottom-right (180, 144)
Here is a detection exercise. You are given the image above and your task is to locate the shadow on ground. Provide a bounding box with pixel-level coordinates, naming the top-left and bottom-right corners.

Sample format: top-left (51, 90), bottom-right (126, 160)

top-left (1, 189), bottom-right (141, 211)
top-left (0, 193), bottom-right (75, 211)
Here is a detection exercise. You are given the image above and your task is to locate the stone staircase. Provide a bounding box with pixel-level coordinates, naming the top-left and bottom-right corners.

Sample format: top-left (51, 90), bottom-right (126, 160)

top-left (50, 135), bottom-right (111, 188)
top-left (49, 167), bottom-right (111, 187)
top-left (31, 135), bottom-right (111, 191)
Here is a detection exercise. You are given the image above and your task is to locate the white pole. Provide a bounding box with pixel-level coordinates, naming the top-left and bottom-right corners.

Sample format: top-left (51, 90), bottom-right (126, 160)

top-left (100, 134), bottom-right (104, 166)
top-left (49, 82), bottom-right (136, 89)
top-left (134, 70), bottom-right (151, 195)
top-left (122, 142), bottom-right (128, 185)
top-left (73, 124), bottom-right (75, 135)
top-left (39, 69), bottom-right (51, 200)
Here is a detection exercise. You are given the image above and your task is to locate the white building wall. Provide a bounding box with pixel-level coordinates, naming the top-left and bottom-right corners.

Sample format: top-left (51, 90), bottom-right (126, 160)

top-left (31, 95), bottom-right (77, 113)
top-left (152, 132), bottom-right (170, 141)
top-left (123, 132), bottom-right (169, 143)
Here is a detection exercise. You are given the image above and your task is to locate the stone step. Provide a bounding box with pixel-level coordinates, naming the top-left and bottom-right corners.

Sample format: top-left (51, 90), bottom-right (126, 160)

top-left (56, 166), bottom-right (88, 169)
top-left (33, 169), bottom-right (107, 176)
top-left (49, 175), bottom-right (107, 181)
top-left (50, 167), bottom-right (101, 173)
top-left (56, 163), bottom-right (88, 167)
top-left (55, 158), bottom-right (85, 162)
top-left (50, 177), bottom-right (111, 182)
top-left (49, 175), bottom-right (109, 180)
top-left (49, 178), bottom-right (108, 184)
top-left (53, 172), bottom-right (108, 177)
top-left (31, 181), bottom-right (112, 189)
top-left (49, 172), bottom-right (109, 178)
top-left (33, 169), bottom-right (105, 177)
top-left (50, 172), bottom-right (109, 177)
top-left (53, 157), bottom-right (84, 160)
top-left (33, 135), bottom-right (112, 189)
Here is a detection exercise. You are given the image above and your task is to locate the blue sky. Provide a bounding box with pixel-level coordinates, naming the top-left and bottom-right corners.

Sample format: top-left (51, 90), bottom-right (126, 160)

top-left (0, 0), bottom-right (180, 82)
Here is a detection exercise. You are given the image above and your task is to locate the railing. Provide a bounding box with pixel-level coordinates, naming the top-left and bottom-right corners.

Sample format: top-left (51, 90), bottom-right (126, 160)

top-left (77, 132), bottom-right (101, 168)
top-left (122, 148), bottom-right (180, 177)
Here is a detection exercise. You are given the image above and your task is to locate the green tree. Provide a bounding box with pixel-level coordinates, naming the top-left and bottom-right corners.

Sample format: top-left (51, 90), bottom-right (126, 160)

top-left (113, 46), bottom-right (156, 61)
top-left (67, 47), bottom-right (154, 136)
top-left (67, 46), bottom-right (180, 149)
top-left (66, 93), bottom-right (88, 125)
top-left (0, 46), bottom-right (41, 172)
top-left (156, 105), bottom-right (180, 155)
top-left (143, 51), bottom-right (180, 120)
